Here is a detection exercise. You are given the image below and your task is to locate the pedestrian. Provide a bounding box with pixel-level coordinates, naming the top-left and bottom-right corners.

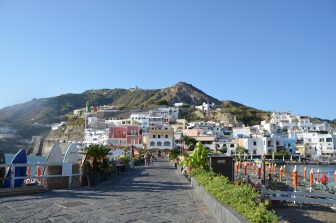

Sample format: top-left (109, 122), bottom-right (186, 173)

top-left (144, 152), bottom-right (150, 166)
top-left (150, 153), bottom-right (154, 164)
top-left (175, 157), bottom-right (179, 169)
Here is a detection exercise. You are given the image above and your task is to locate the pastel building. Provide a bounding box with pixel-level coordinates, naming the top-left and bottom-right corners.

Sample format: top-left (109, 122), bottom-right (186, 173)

top-left (182, 129), bottom-right (216, 150)
top-left (145, 128), bottom-right (174, 153)
top-left (108, 125), bottom-right (142, 147)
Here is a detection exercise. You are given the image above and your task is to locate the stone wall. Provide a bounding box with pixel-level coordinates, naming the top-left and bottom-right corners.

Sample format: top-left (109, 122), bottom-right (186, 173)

top-left (43, 164), bottom-right (80, 191)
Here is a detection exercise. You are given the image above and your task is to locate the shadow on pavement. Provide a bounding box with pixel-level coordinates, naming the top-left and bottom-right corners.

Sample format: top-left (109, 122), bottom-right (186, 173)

top-left (274, 204), bottom-right (335, 223)
top-left (36, 159), bottom-right (191, 200)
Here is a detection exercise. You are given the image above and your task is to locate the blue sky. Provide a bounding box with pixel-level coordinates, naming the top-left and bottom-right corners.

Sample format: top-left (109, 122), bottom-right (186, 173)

top-left (0, 1), bottom-right (335, 119)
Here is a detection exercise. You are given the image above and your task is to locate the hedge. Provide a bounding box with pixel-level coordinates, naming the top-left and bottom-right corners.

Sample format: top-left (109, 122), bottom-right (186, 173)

top-left (191, 169), bottom-right (278, 223)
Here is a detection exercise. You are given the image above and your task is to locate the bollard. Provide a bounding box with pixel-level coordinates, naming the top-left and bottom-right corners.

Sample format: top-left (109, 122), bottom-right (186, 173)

top-left (10, 164), bottom-right (15, 189)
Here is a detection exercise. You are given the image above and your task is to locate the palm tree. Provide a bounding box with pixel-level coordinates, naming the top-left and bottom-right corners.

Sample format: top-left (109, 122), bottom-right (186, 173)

top-left (219, 144), bottom-right (228, 154)
top-left (84, 144), bottom-right (110, 185)
top-left (180, 134), bottom-right (197, 151)
top-left (235, 146), bottom-right (248, 159)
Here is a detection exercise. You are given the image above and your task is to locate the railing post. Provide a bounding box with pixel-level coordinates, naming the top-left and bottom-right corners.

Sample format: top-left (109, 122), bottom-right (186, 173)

top-left (68, 174), bottom-right (72, 190)
top-left (10, 164), bottom-right (15, 189)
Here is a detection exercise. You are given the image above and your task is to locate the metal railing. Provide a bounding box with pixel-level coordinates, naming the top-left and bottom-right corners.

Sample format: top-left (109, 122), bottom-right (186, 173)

top-left (0, 163), bottom-right (81, 190)
top-left (264, 189), bottom-right (336, 207)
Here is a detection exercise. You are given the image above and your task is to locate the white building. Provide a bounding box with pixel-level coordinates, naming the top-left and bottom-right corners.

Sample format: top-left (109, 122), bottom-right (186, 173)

top-left (296, 132), bottom-right (336, 159)
top-left (130, 107), bottom-right (179, 131)
top-left (238, 136), bottom-right (284, 156)
top-left (152, 107), bottom-right (179, 123)
top-left (195, 102), bottom-right (215, 111)
top-left (174, 102), bottom-right (185, 107)
top-left (232, 126), bottom-right (252, 138)
top-left (270, 112), bottom-right (295, 125)
top-left (84, 128), bottom-right (109, 145)
top-left (187, 121), bottom-right (226, 139)
top-left (98, 105), bottom-right (118, 112)
top-left (105, 118), bottom-right (137, 127)
top-left (223, 140), bottom-right (240, 155)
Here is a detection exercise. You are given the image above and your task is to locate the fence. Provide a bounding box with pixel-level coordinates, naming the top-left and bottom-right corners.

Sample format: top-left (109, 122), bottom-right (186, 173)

top-left (0, 163), bottom-right (81, 190)
top-left (264, 189), bottom-right (336, 208)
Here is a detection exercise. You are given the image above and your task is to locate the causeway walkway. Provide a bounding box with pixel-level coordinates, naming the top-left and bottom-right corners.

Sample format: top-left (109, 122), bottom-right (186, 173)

top-left (0, 160), bottom-right (217, 223)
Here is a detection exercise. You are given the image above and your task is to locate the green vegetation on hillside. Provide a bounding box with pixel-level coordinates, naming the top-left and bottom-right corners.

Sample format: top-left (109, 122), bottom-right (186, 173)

top-left (0, 82), bottom-right (220, 126)
top-left (221, 104), bottom-right (270, 126)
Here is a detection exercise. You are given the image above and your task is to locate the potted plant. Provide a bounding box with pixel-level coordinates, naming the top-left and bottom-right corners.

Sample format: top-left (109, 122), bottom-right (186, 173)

top-left (118, 155), bottom-right (130, 172)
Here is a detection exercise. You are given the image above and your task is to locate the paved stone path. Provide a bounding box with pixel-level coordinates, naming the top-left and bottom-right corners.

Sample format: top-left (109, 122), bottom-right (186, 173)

top-left (0, 160), bottom-right (217, 223)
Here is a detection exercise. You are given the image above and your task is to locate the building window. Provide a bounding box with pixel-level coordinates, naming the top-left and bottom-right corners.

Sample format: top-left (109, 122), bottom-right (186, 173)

top-left (165, 135), bottom-right (168, 138)
top-left (158, 135), bottom-right (161, 138)
top-left (326, 138), bottom-right (332, 142)
top-left (230, 144), bottom-right (234, 148)
top-left (319, 138), bottom-right (324, 142)
top-left (157, 141), bottom-right (162, 146)
top-left (153, 135), bottom-right (156, 138)
top-left (164, 141), bottom-right (170, 146)
top-left (150, 141), bottom-right (155, 146)
top-left (253, 141), bottom-right (257, 146)
top-left (131, 139), bottom-right (135, 145)
top-left (253, 150), bottom-right (256, 155)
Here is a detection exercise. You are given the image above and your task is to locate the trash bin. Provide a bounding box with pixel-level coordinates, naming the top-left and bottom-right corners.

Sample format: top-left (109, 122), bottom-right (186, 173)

top-left (208, 155), bottom-right (235, 181)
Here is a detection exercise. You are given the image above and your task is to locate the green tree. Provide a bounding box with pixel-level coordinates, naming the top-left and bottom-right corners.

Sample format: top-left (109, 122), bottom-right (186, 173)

top-left (170, 148), bottom-right (181, 160)
top-left (157, 99), bottom-right (169, 106)
top-left (180, 134), bottom-right (197, 151)
top-left (181, 142), bottom-right (208, 170)
top-left (219, 144), bottom-right (228, 154)
top-left (84, 144), bottom-right (110, 177)
top-left (235, 146), bottom-right (247, 155)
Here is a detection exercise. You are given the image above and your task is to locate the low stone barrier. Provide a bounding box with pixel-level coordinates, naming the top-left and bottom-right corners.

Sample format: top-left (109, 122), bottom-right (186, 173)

top-left (43, 164), bottom-right (80, 191)
top-left (191, 177), bottom-right (249, 223)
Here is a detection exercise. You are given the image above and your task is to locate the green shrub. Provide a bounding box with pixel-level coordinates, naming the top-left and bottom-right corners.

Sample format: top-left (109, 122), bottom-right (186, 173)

top-left (189, 142), bottom-right (208, 169)
top-left (119, 155), bottom-right (131, 165)
top-left (170, 148), bottom-right (180, 160)
top-left (191, 169), bottom-right (278, 223)
top-left (180, 142), bottom-right (208, 170)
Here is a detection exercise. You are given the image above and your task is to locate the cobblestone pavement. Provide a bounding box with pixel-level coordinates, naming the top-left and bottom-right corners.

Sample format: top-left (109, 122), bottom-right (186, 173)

top-left (0, 160), bottom-right (217, 223)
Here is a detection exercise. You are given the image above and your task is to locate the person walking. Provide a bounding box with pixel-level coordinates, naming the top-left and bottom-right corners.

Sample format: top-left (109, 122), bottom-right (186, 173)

top-left (150, 153), bottom-right (154, 164)
top-left (144, 152), bottom-right (150, 166)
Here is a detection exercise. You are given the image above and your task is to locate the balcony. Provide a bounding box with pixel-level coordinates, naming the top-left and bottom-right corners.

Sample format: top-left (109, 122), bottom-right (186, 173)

top-left (127, 132), bottom-right (138, 136)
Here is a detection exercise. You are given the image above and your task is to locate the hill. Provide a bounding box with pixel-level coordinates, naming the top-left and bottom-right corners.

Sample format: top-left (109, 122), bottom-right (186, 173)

top-left (1, 81), bottom-right (334, 154)
top-left (0, 82), bottom-right (221, 126)
top-left (0, 82), bottom-right (228, 153)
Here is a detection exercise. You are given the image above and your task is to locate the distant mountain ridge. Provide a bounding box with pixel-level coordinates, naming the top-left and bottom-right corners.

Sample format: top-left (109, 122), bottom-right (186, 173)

top-left (1, 81), bottom-right (335, 154)
top-left (0, 81), bottom-right (334, 128)
top-left (0, 82), bottom-right (221, 125)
